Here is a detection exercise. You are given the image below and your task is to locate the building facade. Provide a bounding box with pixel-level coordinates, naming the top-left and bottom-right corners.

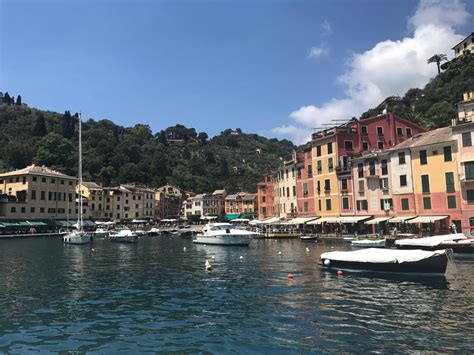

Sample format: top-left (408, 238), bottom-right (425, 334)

top-left (155, 184), bottom-right (183, 219)
top-left (0, 165), bottom-right (78, 220)
top-left (257, 174), bottom-right (274, 220)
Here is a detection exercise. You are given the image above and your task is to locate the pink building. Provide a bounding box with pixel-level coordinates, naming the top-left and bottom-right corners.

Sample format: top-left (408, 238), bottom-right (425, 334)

top-left (257, 174), bottom-right (274, 220)
top-left (296, 148), bottom-right (315, 217)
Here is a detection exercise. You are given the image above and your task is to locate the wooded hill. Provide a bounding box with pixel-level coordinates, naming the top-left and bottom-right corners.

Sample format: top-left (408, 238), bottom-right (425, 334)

top-left (0, 105), bottom-right (294, 193)
top-left (360, 53), bottom-right (474, 127)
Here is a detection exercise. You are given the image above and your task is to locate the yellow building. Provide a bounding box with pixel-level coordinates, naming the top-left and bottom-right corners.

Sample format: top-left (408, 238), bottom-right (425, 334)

top-left (0, 165), bottom-right (78, 220)
top-left (312, 135), bottom-right (339, 216)
top-left (273, 154), bottom-right (297, 218)
top-left (453, 32), bottom-right (474, 58)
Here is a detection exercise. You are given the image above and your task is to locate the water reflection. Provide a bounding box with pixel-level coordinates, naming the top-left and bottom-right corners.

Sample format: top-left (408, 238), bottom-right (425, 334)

top-left (0, 237), bottom-right (472, 353)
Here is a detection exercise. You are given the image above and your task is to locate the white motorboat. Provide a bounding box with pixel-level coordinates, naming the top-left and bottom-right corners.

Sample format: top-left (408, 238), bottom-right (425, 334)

top-left (109, 229), bottom-right (138, 243)
top-left (193, 223), bottom-right (256, 246)
top-left (395, 233), bottom-right (469, 252)
top-left (351, 239), bottom-right (386, 248)
top-left (63, 115), bottom-right (92, 245)
top-left (94, 228), bottom-right (109, 238)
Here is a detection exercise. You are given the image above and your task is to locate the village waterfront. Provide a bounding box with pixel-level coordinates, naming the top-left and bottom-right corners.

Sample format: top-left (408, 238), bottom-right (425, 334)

top-left (0, 236), bottom-right (473, 353)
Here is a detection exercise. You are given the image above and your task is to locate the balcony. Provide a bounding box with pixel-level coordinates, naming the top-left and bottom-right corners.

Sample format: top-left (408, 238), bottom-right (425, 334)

top-left (460, 175), bottom-right (474, 183)
top-left (335, 166), bottom-right (351, 176)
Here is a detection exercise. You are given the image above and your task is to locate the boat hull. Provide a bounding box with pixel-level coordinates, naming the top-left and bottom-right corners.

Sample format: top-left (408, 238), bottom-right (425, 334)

top-left (109, 235), bottom-right (138, 243)
top-left (193, 235), bottom-right (252, 246)
top-left (63, 234), bottom-right (93, 244)
top-left (299, 235), bottom-right (319, 241)
top-left (397, 243), bottom-right (474, 254)
top-left (320, 253), bottom-right (448, 274)
top-left (351, 240), bottom-right (386, 248)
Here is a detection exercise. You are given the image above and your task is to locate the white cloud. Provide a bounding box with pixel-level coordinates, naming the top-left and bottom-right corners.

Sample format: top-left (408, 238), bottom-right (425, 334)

top-left (321, 20), bottom-right (332, 35)
top-left (308, 46), bottom-right (329, 59)
top-left (271, 125), bottom-right (312, 145)
top-left (276, 0), bottom-right (470, 144)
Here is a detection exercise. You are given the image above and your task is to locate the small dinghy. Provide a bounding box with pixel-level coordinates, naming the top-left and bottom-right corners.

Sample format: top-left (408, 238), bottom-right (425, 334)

top-left (320, 248), bottom-right (449, 274)
top-left (351, 239), bottom-right (386, 248)
top-left (299, 235), bottom-right (318, 241)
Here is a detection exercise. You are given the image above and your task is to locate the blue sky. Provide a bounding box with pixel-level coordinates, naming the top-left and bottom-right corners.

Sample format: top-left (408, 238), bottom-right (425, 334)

top-left (1, 0), bottom-right (472, 143)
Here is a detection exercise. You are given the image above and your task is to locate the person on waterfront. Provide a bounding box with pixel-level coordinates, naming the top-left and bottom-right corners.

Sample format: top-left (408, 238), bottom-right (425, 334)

top-left (392, 227), bottom-right (397, 237)
top-left (450, 223), bottom-right (457, 234)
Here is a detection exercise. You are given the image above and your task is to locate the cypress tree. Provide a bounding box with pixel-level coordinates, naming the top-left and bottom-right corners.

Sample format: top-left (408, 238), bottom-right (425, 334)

top-left (34, 113), bottom-right (47, 136)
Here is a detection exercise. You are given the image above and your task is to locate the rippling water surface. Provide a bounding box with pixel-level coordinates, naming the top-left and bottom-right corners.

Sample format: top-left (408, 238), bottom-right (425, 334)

top-left (0, 237), bottom-right (473, 353)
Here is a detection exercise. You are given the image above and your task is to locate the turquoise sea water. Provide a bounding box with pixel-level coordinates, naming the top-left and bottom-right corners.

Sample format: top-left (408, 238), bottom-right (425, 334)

top-left (0, 237), bottom-right (473, 353)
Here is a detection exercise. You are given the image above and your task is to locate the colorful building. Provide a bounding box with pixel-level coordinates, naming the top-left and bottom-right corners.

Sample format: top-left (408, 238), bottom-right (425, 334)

top-left (295, 148), bottom-right (315, 217)
top-left (257, 174), bottom-right (274, 220)
top-left (225, 192), bottom-right (258, 219)
top-left (273, 154), bottom-right (298, 218)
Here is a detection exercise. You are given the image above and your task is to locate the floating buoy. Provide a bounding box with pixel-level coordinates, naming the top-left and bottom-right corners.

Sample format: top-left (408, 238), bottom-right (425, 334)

top-left (305, 247), bottom-right (310, 252)
top-left (278, 251), bottom-right (282, 255)
top-left (211, 256), bottom-right (215, 260)
top-left (205, 260), bottom-right (212, 271)
top-left (239, 256), bottom-right (243, 259)
top-left (337, 270), bottom-right (343, 276)
top-left (91, 248), bottom-right (96, 252)
top-left (183, 247), bottom-right (186, 251)
top-left (287, 273), bottom-right (294, 279)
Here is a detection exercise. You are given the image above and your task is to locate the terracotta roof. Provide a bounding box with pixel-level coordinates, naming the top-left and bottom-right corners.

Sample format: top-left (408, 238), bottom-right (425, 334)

top-left (82, 181), bottom-right (102, 189)
top-left (212, 189), bottom-right (226, 195)
top-left (387, 127), bottom-right (454, 151)
top-left (0, 164), bottom-right (75, 179)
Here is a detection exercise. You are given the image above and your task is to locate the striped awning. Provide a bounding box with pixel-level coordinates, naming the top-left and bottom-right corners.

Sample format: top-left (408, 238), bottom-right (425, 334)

top-left (406, 215), bottom-right (448, 224)
top-left (365, 217), bottom-right (393, 225)
top-left (289, 217), bottom-right (319, 224)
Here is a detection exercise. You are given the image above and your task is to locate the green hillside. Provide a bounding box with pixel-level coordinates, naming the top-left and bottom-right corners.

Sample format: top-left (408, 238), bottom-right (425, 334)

top-left (0, 105), bottom-right (294, 193)
top-left (360, 54), bottom-right (474, 128)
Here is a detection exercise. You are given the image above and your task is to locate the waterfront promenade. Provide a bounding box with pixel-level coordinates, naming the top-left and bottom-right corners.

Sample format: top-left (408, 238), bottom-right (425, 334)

top-left (0, 236), bottom-right (473, 352)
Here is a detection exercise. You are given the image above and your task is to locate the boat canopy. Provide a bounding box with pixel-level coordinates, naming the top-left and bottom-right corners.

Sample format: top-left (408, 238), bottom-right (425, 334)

top-left (395, 233), bottom-right (466, 247)
top-left (231, 218), bottom-right (250, 223)
top-left (388, 215), bottom-right (416, 223)
top-left (321, 248), bottom-right (447, 264)
top-left (289, 217), bottom-right (319, 225)
top-left (406, 215), bottom-right (448, 224)
top-left (200, 216), bottom-right (218, 220)
top-left (365, 217), bottom-right (393, 225)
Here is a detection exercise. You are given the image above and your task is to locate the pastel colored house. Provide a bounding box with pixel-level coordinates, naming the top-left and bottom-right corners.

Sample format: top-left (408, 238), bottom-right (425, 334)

top-left (257, 174), bottom-right (274, 220)
top-left (296, 148), bottom-right (315, 217)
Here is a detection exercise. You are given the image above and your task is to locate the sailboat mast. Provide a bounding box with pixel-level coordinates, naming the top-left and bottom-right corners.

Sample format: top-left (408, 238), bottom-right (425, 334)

top-left (79, 113), bottom-right (83, 232)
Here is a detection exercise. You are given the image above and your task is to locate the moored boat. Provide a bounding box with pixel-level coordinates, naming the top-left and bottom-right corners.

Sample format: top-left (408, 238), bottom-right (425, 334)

top-left (94, 228), bottom-right (109, 238)
top-left (109, 229), bottom-right (138, 243)
top-left (320, 248), bottom-right (449, 274)
top-left (351, 239), bottom-right (386, 248)
top-left (193, 223), bottom-right (256, 246)
top-left (299, 235), bottom-right (319, 241)
top-left (395, 233), bottom-right (469, 252)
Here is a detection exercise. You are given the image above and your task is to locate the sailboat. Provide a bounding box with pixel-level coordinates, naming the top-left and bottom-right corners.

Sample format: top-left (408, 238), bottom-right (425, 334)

top-left (63, 114), bottom-right (93, 245)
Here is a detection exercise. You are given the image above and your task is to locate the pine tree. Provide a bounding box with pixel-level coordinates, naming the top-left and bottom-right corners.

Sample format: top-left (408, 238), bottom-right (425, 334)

top-left (16, 95), bottom-right (22, 106)
top-left (4, 92), bottom-right (10, 105)
top-left (33, 113), bottom-right (47, 136)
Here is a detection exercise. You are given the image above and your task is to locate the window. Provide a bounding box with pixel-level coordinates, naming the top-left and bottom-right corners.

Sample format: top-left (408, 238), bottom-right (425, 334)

top-left (377, 127), bottom-right (383, 135)
top-left (378, 141), bottom-right (384, 150)
top-left (22, 177), bottom-right (26, 184)
top-left (356, 200), bottom-right (368, 211)
top-left (423, 197), bottom-right (431, 210)
top-left (358, 180), bottom-right (365, 194)
top-left (41, 177), bottom-right (46, 183)
top-left (317, 160), bottom-right (322, 174)
top-left (401, 198), bottom-right (409, 211)
top-left (32, 176), bottom-right (37, 182)
top-left (342, 197), bottom-right (349, 210)
top-left (369, 161), bottom-right (376, 175)
top-left (302, 182), bottom-right (308, 196)
top-left (286, 187), bottom-right (290, 197)
top-left (328, 158), bottom-right (334, 172)
top-left (361, 126), bottom-right (368, 134)
top-left (11, 206), bottom-right (16, 213)
top-left (443, 146), bottom-right (452, 162)
top-left (445, 172), bottom-right (455, 193)
top-left (327, 142), bottom-right (333, 154)
top-left (379, 177), bottom-right (388, 190)
top-left (318, 199), bottom-right (322, 211)
top-left (362, 141), bottom-right (369, 150)
top-left (420, 150), bottom-right (427, 165)
top-left (462, 132), bottom-right (472, 147)
top-left (317, 145), bottom-right (322, 157)
top-left (31, 207), bottom-right (35, 213)
top-left (31, 190), bottom-right (36, 200)
top-left (421, 175), bottom-right (430, 193)
top-left (324, 179), bottom-right (330, 192)
top-left (317, 180), bottom-right (321, 193)
top-left (51, 179), bottom-right (55, 184)
top-left (466, 162), bottom-right (474, 180)
top-left (60, 179), bottom-right (64, 185)
top-left (447, 196), bottom-right (457, 209)
top-left (307, 165), bottom-right (312, 177)
top-left (381, 159), bottom-right (388, 175)
top-left (304, 202), bottom-right (308, 212)
top-left (293, 186), bottom-right (296, 196)
top-left (341, 178), bottom-right (348, 191)
top-left (380, 198), bottom-right (393, 210)
top-left (40, 207), bottom-right (45, 213)
top-left (325, 199), bottom-right (332, 211)
top-left (467, 190), bottom-right (474, 204)
top-left (358, 163), bottom-right (364, 178)
top-left (406, 128), bottom-right (412, 137)
top-left (400, 175), bottom-right (407, 187)
top-left (398, 152), bottom-right (406, 165)
top-left (344, 141), bottom-right (353, 150)
top-left (397, 127), bottom-right (403, 136)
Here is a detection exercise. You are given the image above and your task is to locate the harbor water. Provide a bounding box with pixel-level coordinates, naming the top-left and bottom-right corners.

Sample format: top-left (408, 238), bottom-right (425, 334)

top-left (0, 237), bottom-right (473, 353)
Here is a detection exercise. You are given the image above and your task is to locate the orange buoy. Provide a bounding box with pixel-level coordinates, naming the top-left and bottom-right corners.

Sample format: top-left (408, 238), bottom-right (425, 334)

top-left (287, 273), bottom-right (294, 279)
top-left (337, 270), bottom-right (343, 276)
